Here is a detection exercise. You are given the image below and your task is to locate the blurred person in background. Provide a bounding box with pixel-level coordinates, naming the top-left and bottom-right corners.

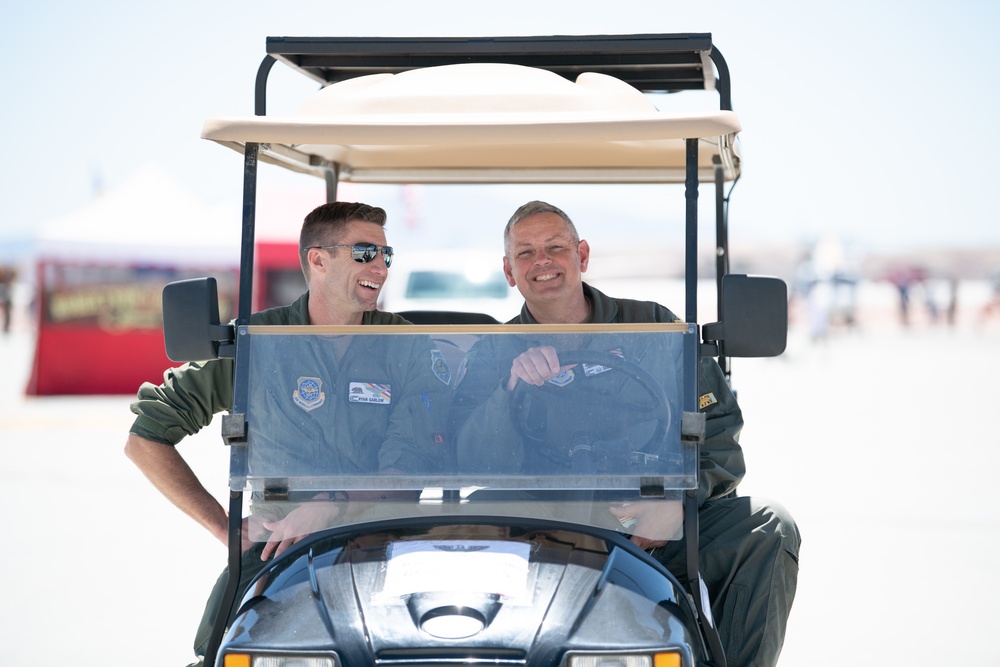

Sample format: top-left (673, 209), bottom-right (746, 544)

top-left (0, 265), bottom-right (16, 334)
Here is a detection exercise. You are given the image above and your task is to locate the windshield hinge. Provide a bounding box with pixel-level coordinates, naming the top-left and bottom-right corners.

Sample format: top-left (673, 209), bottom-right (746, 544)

top-left (639, 477), bottom-right (666, 498)
top-left (263, 479), bottom-right (289, 501)
top-left (681, 411), bottom-right (706, 445)
top-left (699, 341), bottom-right (720, 359)
top-left (221, 413), bottom-right (247, 445)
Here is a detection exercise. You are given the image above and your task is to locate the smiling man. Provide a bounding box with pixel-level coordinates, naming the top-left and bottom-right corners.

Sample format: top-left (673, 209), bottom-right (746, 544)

top-left (124, 201), bottom-right (449, 667)
top-left (125, 202), bottom-right (418, 551)
top-left (500, 205), bottom-right (592, 325)
top-left (298, 204), bottom-right (392, 323)
top-left (451, 200), bottom-right (799, 667)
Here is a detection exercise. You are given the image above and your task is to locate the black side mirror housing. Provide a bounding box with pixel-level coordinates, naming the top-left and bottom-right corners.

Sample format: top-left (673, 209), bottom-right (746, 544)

top-left (162, 277), bottom-right (235, 362)
top-left (703, 274), bottom-right (787, 357)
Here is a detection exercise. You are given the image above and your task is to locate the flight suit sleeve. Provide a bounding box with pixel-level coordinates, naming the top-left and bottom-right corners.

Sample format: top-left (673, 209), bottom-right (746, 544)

top-left (376, 339), bottom-right (451, 473)
top-left (697, 356), bottom-right (746, 505)
top-left (129, 358), bottom-right (235, 445)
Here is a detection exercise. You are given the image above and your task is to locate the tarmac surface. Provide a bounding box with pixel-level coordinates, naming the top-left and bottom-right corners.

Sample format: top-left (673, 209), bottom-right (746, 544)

top-left (1, 294), bottom-right (998, 666)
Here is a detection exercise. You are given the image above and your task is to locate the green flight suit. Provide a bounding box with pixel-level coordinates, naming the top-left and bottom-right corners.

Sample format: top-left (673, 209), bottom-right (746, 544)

top-left (130, 292), bottom-right (450, 666)
top-left (451, 283), bottom-right (799, 667)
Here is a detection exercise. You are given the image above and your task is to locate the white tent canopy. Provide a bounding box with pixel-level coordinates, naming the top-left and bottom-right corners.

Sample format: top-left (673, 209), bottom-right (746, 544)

top-left (36, 165), bottom-right (239, 267)
top-left (202, 63), bottom-right (741, 184)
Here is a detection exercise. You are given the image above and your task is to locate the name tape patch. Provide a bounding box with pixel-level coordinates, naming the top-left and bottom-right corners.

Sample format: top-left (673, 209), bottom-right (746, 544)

top-left (349, 382), bottom-right (392, 405)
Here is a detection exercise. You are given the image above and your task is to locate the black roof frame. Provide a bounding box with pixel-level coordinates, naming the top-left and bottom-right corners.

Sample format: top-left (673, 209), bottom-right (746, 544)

top-left (261, 33), bottom-right (732, 112)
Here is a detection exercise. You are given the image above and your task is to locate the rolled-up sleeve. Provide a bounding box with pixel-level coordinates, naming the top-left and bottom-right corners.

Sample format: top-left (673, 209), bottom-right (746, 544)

top-left (129, 359), bottom-right (235, 445)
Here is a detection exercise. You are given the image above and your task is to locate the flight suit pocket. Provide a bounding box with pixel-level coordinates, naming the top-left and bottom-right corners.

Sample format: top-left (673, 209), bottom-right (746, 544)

top-left (720, 582), bottom-right (749, 660)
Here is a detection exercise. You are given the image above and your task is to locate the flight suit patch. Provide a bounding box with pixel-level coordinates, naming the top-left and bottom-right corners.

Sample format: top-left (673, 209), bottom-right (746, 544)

top-left (430, 349), bottom-right (451, 385)
top-left (547, 369), bottom-right (575, 387)
top-left (293, 377), bottom-right (325, 411)
top-left (699, 392), bottom-right (718, 409)
top-left (583, 348), bottom-right (624, 376)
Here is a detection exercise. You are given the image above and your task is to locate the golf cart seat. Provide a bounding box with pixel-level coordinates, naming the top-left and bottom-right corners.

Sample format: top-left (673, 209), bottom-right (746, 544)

top-left (397, 310), bottom-right (500, 325)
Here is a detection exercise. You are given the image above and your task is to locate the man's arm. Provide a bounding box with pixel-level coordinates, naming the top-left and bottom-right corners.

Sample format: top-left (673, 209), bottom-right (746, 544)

top-left (124, 433), bottom-right (229, 545)
top-left (130, 359), bottom-right (235, 444)
top-left (450, 337), bottom-right (531, 473)
top-left (620, 298), bottom-right (747, 504)
top-left (126, 358), bottom-right (237, 544)
top-left (697, 357), bottom-right (746, 505)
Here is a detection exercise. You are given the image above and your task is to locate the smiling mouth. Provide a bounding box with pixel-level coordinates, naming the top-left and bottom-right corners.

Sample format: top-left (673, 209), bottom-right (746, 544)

top-left (359, 280), bottom-right (381, 290)
top-left (532, 273), bottom-right (559, 282)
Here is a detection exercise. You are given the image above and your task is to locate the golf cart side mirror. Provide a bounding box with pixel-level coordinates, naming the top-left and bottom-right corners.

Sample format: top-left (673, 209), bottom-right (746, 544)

top-left (162, 277), bottom-right (235, 362)
top-left (703, 274), bottom-right (787, 358)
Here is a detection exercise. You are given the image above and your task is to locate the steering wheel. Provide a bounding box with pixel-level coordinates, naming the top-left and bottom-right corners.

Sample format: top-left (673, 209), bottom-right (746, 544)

top-left (509, 350), bottom-right (671, 472)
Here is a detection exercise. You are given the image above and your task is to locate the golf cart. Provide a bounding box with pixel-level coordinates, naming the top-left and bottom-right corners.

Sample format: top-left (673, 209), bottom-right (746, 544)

top-left (164, 34), bottom-right (787, 667)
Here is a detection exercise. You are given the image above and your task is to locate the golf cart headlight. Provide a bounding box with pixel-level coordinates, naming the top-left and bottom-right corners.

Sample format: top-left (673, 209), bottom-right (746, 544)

top-left (568, 653), bottom-right (681, 667)
top-left (254, 659), bottom-right (335, 667)
top-left (223, 655), bottom-right (336, 667)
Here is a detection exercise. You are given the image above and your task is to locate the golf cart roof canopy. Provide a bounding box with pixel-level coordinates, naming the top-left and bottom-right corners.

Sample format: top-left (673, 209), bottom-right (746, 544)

top-left (201, 33), bottom-right (741, 184)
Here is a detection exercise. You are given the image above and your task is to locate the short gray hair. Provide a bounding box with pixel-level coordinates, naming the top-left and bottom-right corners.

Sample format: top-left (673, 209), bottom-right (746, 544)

top-left (503, 200), bottom-right (580, 256)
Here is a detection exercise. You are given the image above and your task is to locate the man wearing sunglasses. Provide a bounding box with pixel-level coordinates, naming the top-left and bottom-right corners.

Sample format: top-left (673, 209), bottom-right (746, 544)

top-left (124, 201), bottom-right (449, 667)
top-left (450, 200), bottom-right (800, 667)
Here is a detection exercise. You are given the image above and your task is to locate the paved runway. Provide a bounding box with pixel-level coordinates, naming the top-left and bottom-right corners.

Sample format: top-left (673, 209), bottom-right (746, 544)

top-left (1, 308), bottom-right (997, 666)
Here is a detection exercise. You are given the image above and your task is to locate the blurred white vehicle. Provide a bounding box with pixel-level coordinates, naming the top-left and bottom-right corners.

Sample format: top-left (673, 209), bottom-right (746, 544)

top-left (379, 249), bottom-right (523, 322)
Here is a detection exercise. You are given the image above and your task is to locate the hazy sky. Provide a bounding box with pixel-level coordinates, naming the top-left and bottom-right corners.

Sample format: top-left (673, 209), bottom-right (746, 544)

top-left (2, 0), bottom-right (998, 257)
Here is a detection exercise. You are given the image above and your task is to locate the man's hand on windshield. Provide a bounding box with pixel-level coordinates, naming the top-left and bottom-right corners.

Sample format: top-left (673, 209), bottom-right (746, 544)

top-left (257, 500), bottom-right (344, 561)
top-left (609, 500), bottom-right (683, 550)
top-left (506, 346), bottom-right (575, 390)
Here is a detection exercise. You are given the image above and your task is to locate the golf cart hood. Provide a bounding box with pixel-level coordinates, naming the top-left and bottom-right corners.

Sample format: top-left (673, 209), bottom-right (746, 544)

top-left (224, 522), bottom-right (701, 662)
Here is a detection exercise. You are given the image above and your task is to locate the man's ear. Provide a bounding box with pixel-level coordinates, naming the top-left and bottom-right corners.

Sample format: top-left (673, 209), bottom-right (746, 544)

top-left (308, 247), bottom-right (325, 272)
top-left (503, 256), bottom-right (516, 287)
top-left (578, 239), bottom-right (591, 273)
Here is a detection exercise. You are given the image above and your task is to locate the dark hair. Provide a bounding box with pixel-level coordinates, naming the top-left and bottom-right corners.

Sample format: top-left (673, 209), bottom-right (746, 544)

top-left (298, 202), bottom-right (388, 275)
top-left (503, 200), bottom-right (579, 256)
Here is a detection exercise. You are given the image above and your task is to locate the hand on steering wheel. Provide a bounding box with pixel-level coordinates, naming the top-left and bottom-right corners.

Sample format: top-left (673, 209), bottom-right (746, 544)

top-left (506, 345), bottom-right (573, 390)
top-left (509, 348), bottom-right (671, 466)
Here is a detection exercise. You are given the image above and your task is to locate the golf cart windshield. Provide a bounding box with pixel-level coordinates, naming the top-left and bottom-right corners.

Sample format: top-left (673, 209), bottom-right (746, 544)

top-left (236, 324), bottom-right (698, 543)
